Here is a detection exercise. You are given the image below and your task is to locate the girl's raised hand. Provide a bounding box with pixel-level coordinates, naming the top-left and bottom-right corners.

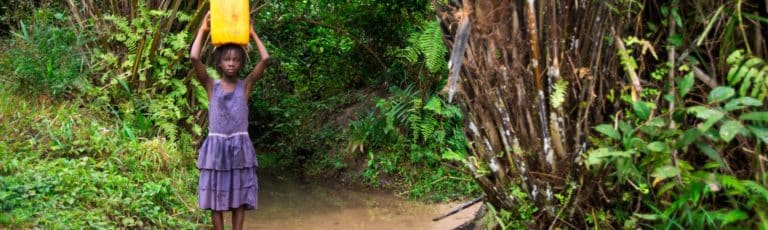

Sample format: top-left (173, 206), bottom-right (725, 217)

top-left (200, 11), bottom-right (211, 32)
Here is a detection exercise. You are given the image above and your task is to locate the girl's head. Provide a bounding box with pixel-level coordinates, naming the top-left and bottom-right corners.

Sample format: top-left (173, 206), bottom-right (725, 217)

top-left (213, 44), bottom-right (247, 78)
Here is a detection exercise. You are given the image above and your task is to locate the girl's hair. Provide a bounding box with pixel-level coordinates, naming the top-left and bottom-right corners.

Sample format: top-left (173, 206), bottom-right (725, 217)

top-left (213, 44), bottom-right (248, 75)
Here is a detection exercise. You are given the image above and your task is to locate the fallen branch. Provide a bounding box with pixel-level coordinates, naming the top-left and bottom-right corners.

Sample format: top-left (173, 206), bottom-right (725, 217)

top-left (692, 66), bottom-right (719, 89)
top-left (432, 195), bottom-right (486, 222)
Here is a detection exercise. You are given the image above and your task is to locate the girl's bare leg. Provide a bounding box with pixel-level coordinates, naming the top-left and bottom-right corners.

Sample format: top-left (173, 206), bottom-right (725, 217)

top-left (212, 210), bottom-right (224, 230)
top-left (232, 206), bottom-right (245, 230)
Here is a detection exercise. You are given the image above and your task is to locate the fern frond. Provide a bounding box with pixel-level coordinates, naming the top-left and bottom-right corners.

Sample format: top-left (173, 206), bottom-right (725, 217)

top-left (398, 47), bottom-right (420, 64)
top-left (408, 113), bottom-right (422, 142)
top-left (742, 180), bottom-right (768, 203)
top-left (551, 79), bottom-right (568, 109)
top-left (420, 116), bottom-right (437, 141)
top-left (418, 21), bottom-right (447, 73)
top-left (719, 175), bottom-right (746, 193)
top-left (395, 20), bottom-right (447, 73)
top-left (726, 50), bottom-right (768, 102)
top-left (424, 97), bottom-right (442, 114)
top-left (433, 129), bottom-right (446, 143)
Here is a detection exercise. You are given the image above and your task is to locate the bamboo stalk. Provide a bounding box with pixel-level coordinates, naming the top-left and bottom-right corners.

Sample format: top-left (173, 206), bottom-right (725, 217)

top-left (547, 0), bottom-right (566, 161)
top-left (525, 0), bottom-right (555, 170)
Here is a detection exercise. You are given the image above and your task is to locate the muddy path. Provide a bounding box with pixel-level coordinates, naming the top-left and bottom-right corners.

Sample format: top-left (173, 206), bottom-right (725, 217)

top-left (222, 172), bottom-right (482, 229)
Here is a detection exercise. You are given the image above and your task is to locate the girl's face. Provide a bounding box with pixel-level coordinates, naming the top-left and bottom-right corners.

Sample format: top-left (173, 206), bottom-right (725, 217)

top-left (217, 50), bottom-right (243, 78)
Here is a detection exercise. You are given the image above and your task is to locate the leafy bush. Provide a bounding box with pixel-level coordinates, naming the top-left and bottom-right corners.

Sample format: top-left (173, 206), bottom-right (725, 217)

top-left (4, 11), bottom-right (88, 98)
top-left (586, 52), bottom-right (768, 228)
top-left (347, 85), bottom-right (478, 201)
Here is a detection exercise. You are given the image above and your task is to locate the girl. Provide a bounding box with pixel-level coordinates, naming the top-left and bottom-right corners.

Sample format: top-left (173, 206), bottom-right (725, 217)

top-left (190, 12), bottom-right (269, 230)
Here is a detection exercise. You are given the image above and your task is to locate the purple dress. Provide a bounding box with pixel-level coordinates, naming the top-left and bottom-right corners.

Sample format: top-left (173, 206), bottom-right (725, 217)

top-left (197, 80), bottom-right (258, 211)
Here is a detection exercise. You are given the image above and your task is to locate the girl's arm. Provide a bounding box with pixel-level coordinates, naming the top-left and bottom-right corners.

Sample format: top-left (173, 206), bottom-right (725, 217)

top-left (190, 12), bottom-right (214, 95)
top-left (243, 24), bottom-right (270, 95)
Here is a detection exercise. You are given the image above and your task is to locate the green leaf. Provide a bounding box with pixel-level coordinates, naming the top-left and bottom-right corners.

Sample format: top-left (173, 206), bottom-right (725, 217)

top-left (740, 112), bottom-right (768, 121)
top-left (651, 165), bottom-right (680, 184)
top-left (726, 50), bottom-right (745, 65)
top-left (634, 213), bottom-right (661, 221)
top-left (708, 86), bottom-right (735, 104)
top-left (585, 148), bottom-right (633, 166)
top-left (618, 121), bottom-right (633, 136)
top-left (423, 97), bottom-right (442, 113)
top-left (441, 150), bottom-right (465, 162)
top-left (719, 120), bottom-right (743, 143)
top-left (676, 128), bottom-right (701, 149)
top-left (744, 57), bottom-right (764, 68)
top-left (667, 33), bottom-right (683, 47)
top-left (672, 10), bottom-right (683, 30)
top-left (688, 106), bottom-right (725, 132)
top-left (633, 101), bottom-right (650, 120)
top-left (679, 72), bottom-right (694, 97)
top-left (647, 141), bottom-right (669, 152)
top-left (747, 125), bottom-right (768, 144)
top-left (594, 124), bottom-right (621, 140)
top-left (721, 209), bottom-right (749, 226)
top-left (646, 117), bottom-right (666, 127)
top-left (695, 142), bottom-right (725, 168)
top-left (724, 97), bottom-right (763, 111)
top-left (688, 106), bottom-right (724, 119)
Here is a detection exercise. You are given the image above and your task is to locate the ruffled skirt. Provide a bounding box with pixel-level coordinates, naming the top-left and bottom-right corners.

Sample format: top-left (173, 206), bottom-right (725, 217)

top-left (197, 134), bottom-right (258, 211)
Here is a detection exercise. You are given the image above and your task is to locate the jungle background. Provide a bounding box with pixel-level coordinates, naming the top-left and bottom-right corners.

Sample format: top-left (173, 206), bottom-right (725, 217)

top-left (0, 0), bottom-right (766, 229)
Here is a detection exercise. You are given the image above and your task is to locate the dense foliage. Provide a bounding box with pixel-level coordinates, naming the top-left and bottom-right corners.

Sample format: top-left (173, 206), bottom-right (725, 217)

top-left (1, 0), bottom-right (765, 229)
top-left (0, 0), bottom-right (476, 228)
top-left (435, 0), bottom-right (768, 228)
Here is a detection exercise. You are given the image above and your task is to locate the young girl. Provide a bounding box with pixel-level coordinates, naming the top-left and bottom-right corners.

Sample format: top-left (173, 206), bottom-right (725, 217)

top-left (190, 12), bottom-right (269, 230)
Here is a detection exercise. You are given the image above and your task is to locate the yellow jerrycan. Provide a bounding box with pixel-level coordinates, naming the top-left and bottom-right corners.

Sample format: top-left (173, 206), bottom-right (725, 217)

top-left (210, 0), bottom-right (250, 46)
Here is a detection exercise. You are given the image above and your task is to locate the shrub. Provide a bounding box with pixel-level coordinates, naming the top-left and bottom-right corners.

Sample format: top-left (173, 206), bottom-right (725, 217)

top-left (5, 11), bottom-right (88, 98)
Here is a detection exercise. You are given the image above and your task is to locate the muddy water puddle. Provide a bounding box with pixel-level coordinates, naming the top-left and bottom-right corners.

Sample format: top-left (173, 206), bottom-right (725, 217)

top-left (223, 172), bottom-right (480, 229)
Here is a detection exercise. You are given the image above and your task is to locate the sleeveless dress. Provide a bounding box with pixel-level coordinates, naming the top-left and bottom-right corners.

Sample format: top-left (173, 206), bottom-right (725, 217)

top-left (197, 80), bottom-right (258, 211)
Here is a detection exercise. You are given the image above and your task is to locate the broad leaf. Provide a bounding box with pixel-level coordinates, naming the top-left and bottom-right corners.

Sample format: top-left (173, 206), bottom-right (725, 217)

top-left (679, 72), bottom-right (694, 98)
top-left (667, 33), bottom-right (683, 47)
top-left (633, 101), bottom-right (650, 120)
top-left (688, 106), bottom-right (725, 132)
top-left (740, 112), bottom-right (768, 121)
top-left (647, 141), bottom-right (669, 152)
top-left (676, 128), bottom-right (701, 149)
top-left (687, 106), bottom-right (724, 119)
top-left (747, 125), bottom-right (768, 144)
top-left (695, 142), bottom-right (726, 168)
top-left (724, 97), bottom-right (762, 111)
top-left (719, 119), bottom-right (743, 143)
top-left (585, 148), bottom-right (633, 166)
top-left (708, 86), bottom-right (735, 104)
top-left (594, 124), bottom-right (621, 140)
top-left (651, 165), bottom-right (680, 186)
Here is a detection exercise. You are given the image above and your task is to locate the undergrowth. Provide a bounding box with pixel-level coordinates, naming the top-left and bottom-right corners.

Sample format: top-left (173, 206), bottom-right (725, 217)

top-left (0, 86), bottom-right (204, 228)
